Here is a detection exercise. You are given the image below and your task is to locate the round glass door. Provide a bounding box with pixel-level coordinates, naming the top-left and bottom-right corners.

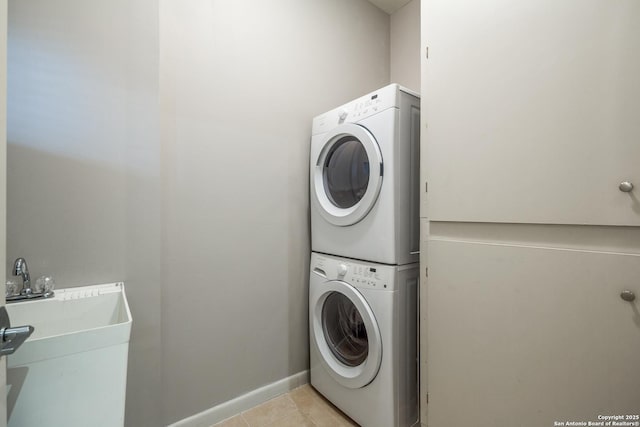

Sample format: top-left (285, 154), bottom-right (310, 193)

top-left (323, 137), bottom-right (370, 209)
top-left (313, 124), bottom-right (383, 227)
top-left (311, 280), bottom-right (382, 389)
top-left (322, 292), bottom-right (369, 367)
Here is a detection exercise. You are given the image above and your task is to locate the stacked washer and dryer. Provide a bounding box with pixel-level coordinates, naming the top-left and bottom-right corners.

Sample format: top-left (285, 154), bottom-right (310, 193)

top-left (308, 84), bottom-right (421, 427)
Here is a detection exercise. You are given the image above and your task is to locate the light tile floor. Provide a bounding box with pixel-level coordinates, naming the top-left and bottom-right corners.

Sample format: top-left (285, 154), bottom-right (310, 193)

top-left (212, 384), bottom-right (359, 427)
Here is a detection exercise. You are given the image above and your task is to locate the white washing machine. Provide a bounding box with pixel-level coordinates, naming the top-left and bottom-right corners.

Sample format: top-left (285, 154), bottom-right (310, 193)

top-left (310, 84), bottom-right (420, 266)
top-left (309, 252), bottom-right (419, 427)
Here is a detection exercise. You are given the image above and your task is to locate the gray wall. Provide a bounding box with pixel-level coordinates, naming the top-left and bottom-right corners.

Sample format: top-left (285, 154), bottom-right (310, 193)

top-left (7, 1), bottom-right (162, 426)
top-left (8, 0), bottom-right (391, 425)
top-left (159, 0), bottom-right (389, 423)
top-left (391, 0), bottom-right (420, 92)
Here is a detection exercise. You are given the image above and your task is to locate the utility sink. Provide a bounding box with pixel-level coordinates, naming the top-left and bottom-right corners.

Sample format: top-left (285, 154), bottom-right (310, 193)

top-left (6, 282), bottom-right (132, 427)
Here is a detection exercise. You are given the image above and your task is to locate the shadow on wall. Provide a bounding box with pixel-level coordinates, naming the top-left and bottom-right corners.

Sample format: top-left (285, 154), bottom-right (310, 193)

top-left (7, 1), bottom-right (162, 426)
top-left (6, 143), bottom-right (127, 285)
top-left (6, 142), bottom-right (163, 427)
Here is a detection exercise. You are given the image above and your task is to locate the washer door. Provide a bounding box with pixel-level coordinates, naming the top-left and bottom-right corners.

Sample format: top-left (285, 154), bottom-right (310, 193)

top-left (311, 280), bottom-right (382, 389)
top-left (312, 123), bottom-right (383, 226)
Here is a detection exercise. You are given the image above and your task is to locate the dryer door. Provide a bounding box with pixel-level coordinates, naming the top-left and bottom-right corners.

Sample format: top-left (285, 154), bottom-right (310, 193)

top-left (311, 280), bottom-right (382, 389)
top-left (312, 123), bottom-right (383, 226)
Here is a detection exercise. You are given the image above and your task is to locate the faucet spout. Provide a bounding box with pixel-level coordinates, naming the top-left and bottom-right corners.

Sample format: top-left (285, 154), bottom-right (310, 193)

top-left (13, 257), bottom-right (32, 295)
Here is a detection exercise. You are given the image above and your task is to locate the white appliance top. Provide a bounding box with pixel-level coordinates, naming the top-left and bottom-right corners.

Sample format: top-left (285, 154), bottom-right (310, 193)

top-left (311, 83), bottom-right (419, 136)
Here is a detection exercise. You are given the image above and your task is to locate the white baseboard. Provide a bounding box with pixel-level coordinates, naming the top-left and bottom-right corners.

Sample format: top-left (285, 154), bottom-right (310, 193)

top-left (168, 370), bottom-right (309, 427)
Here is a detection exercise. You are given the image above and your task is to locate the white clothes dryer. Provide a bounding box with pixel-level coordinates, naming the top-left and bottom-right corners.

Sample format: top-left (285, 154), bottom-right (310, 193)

top-left (310, 84), bottom-right (420, 265)
top-left (309, 252), bottom-right (419, 427)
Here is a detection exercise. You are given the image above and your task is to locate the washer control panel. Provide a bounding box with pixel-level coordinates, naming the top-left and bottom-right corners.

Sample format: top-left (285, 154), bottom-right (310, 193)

top-left (347, 264), bottom-right (388, 289)
top-left (311, 253), bottom-right (395, 291)
top-left (337, 263), bottom-right (348, 277)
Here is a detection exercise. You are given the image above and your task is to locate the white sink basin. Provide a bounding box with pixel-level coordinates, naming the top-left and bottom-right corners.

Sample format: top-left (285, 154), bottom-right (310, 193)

top-left (6, 282), bottom-right (132, 427)
top-left (6, 282), bottom-right (131, 365)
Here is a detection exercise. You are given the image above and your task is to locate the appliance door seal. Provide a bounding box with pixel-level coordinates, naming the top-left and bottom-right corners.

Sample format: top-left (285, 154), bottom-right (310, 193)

top-left (312, 123), bottom-right (383, 227)
top-left (311, 280), bottom-right (382, 389)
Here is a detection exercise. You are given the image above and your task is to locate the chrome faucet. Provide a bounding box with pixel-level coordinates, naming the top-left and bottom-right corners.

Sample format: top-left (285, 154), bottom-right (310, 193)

top-left (6, 257), bottom-right (54, 302)
top-left (13, 257), bottom-right (32, 295)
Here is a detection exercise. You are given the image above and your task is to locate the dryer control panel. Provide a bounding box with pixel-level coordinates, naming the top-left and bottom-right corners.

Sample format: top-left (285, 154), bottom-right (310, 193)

top-left (311, 83), bottom-right (419, 136)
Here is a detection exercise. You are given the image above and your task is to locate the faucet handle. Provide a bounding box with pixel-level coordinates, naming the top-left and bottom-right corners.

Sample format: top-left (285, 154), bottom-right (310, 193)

top-left (34, 276), bottom-right (55, 294)
top-left (5, 280), bottom-right (20, 298)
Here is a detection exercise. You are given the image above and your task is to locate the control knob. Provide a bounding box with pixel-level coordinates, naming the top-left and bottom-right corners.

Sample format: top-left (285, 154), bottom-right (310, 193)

top-left (337, 264), bottom-right (348, 276)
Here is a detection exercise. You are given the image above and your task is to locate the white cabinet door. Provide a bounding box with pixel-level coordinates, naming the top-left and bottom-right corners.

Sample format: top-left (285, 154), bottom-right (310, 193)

top-left (423, 0), bottom-right (640, 225)
top-left (427, 239), bottom-right (640, 427)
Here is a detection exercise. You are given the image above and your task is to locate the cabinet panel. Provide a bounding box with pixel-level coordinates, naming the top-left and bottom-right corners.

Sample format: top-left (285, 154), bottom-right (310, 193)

top-left (427, 239), bottom-right (640, 426)
top-left (419, 219), bottom-right (428, 426)
top-left (423, 0), bottom-right (640, 225)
